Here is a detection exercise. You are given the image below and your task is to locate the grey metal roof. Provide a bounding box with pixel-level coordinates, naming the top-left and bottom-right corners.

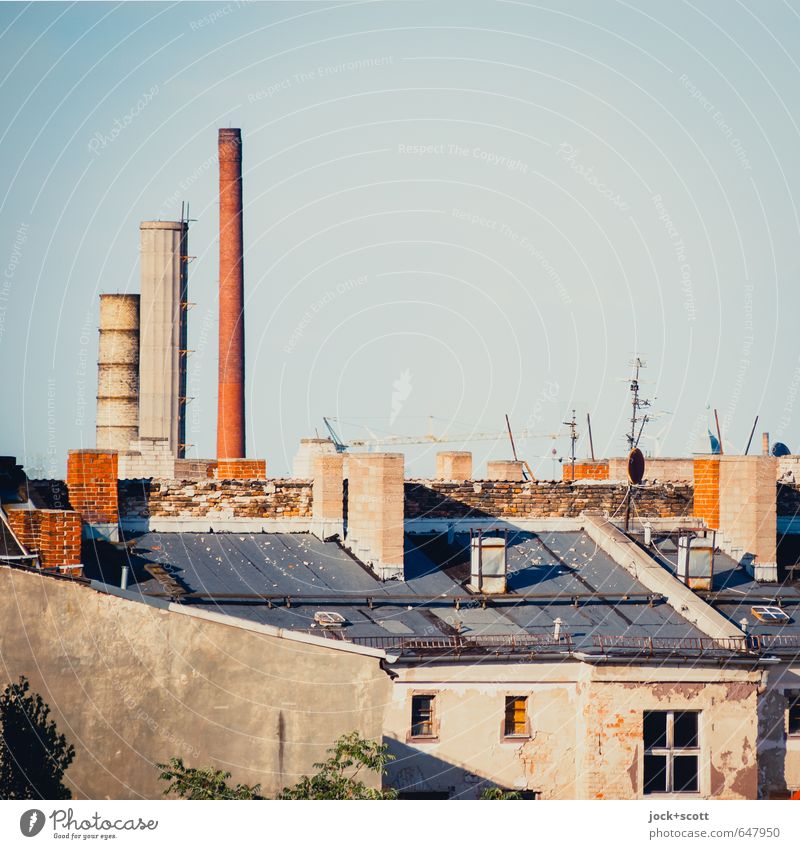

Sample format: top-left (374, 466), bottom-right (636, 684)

top-left (636, 533), bottom-right (800, 649)
top-left (82, 529), bottom-right (711, 654)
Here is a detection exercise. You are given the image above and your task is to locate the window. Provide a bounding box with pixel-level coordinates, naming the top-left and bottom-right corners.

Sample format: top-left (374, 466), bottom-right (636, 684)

top-left (504, 696), bottom-right (529, 738)
top-left (643, 710), bottom-right (700, 794)
top-left (410, 694), bottom-right (436, 739)
top-left (787, 692), bottom-right (800, 736)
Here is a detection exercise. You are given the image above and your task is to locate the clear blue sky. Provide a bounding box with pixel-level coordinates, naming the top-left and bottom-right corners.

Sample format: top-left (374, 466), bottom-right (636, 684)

top-left (1, 0), bottom-right (799, 477)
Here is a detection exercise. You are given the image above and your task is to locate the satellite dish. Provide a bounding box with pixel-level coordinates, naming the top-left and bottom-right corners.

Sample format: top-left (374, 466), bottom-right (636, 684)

top-left (627, 447), bottom-right (645, 485)
top-left (772, 442), bottom-right (791, 457)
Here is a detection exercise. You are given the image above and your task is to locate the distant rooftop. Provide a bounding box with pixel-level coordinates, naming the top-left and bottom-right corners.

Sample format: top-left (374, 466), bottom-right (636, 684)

top-left (634, 532), bottom-right (800, 645)
top-left (82, 529), bottom-right (718, 657)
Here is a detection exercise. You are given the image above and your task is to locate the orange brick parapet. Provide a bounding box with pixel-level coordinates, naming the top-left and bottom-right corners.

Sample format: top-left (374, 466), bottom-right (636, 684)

top-left (562, 461), bottom-right (610, 482)
top-left (215, 459), bottom-right (266, 480)
top-left (6, 508), bottom-right (82, 573)
top-left (67, 449), bottom-right (119, 527)
top-left (693, 457), bottom-right (720, 529)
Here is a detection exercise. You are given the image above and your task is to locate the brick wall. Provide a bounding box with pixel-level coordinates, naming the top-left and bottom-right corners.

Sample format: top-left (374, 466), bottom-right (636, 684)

top-left (404, 480), bottom-right (693, 519)
top-left (564, 458), bottom-right (694, 482)
top-left (693, 457), bottom-right (720, 529)
top-left (66, 449), bottom-right (119, 526)
top-left (562, 461), bottom-right (610, 481)
top-left (215, 459), bottom-right (267, 480)
top-left (6, 507), bottom-right (82, 573)
top-left (118, 438), bottom-right (174, 480)
top-left (118, 478), bottom-right (312, 520)
top-left (608, 456), bottom-right (695, 482)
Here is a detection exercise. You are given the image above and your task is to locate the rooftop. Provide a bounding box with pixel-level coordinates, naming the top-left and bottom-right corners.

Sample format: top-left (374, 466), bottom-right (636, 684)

top-left (81, 529), bottom-right (728, 659)
top-left (635, 531), bottom-right (800, 646)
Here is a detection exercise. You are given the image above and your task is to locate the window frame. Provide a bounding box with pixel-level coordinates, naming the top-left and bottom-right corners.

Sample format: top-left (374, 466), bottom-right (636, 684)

top-left (502, 695), bottom-right (531, 740)
top-left (642, 709), bottom-right (701, 796)
top-left (786, 691), bottom-right (800, 737)
top-left (408, 691), bottom-right (439, 743)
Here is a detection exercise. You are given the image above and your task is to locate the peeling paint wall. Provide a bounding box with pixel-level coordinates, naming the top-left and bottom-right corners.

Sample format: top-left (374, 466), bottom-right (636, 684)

top-left (758, 665), bottom-right (800, 798)
top-left (384, 663), bottom-right (761, 799)
top-left (576, 676), bottom-right (758, 799)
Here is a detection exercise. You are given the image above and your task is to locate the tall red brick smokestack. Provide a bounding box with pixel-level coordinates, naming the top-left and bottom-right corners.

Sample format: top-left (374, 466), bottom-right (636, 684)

top-left (217, 128), bottom-right (246, 458)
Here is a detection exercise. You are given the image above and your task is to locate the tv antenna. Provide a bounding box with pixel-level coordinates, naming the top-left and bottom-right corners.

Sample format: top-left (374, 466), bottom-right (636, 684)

top-left (563, 410), bottom-right (578, 479)
top-left (626, 356), bottom-right (651, 450)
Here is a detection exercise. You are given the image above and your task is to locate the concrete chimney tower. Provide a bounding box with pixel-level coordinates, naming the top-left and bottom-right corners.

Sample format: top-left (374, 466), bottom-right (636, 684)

top-left (138, 221), bottom-right (188, 458)
top-left (217, 128), bottom-right (245, 459)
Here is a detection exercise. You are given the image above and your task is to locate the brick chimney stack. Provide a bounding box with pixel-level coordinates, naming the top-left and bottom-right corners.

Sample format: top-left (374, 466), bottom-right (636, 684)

top-left (217, 128), bottom-right (245, 459)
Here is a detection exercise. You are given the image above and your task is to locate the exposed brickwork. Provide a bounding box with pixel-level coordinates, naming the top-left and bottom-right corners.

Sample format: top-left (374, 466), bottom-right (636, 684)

top-left (608, 457), bottom-right (694, 482)
top-left (693, 457), bottom-right (720, 529)
top-left (118, 478), bottom-right (312, 519)
top-left (576, 680), bottom-right (758, 799)
top-left (118, 438), bottom-right (174, 480)
top-left (405, 480), bottom-right (693, 519)
top-left (215, 459), bottom-right (267, 480)
top-left (66, 449), bottom-right (119, 526)
top-left (6, 508), bottom-right (82, 573)
top-left (173, 459), bottom-right (216, 481)
top-left (562, 461), bottom-right (610, 481)
top-left (6, 508), bottom-right (39, 553)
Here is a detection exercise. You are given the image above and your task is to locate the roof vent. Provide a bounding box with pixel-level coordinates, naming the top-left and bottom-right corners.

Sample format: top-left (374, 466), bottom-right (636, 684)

top-left (468, 529), bottom-right (507, 594)
top-left (677, 531), bottom-right (715, 591)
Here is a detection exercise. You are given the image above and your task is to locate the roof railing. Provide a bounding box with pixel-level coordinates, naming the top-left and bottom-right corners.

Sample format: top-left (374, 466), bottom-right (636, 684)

top-left (592, 635), bottom-right (752, 656)
top-left (317, 632), bottom-right (574, 655)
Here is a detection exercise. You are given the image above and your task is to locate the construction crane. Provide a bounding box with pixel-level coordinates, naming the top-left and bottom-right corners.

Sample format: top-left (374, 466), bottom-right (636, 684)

top-left (323, 416), bottom-right (563, 452)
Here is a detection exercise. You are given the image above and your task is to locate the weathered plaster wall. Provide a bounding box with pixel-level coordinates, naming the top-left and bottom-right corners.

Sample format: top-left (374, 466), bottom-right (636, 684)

top-left (0, 566), bottom-right (389, 799)
top-left (575, 673), bottom-right (758, 800)
top-left (758, 665), bottom-right (800, 798)
top-left (608, 457), bottom-right (695, 482)
top-left (404, 480), bottom-right (693, 520)
top-left (118, 478), bottom-right (313, 520)
top-left (384, 663), bottom-right (760, 800)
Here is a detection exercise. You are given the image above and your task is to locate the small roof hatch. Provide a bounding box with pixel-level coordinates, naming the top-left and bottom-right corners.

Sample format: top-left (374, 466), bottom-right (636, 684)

top-left (751, 605), bottom-right (791, 624)
top-left (314, 611), bottom-right (346, 627)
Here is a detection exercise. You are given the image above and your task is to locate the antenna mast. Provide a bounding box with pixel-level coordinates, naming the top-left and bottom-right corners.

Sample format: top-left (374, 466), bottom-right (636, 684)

top-left (626, 357), bottom-right (651, 450)
top-left (563, 409), bottom-right (578, 480)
